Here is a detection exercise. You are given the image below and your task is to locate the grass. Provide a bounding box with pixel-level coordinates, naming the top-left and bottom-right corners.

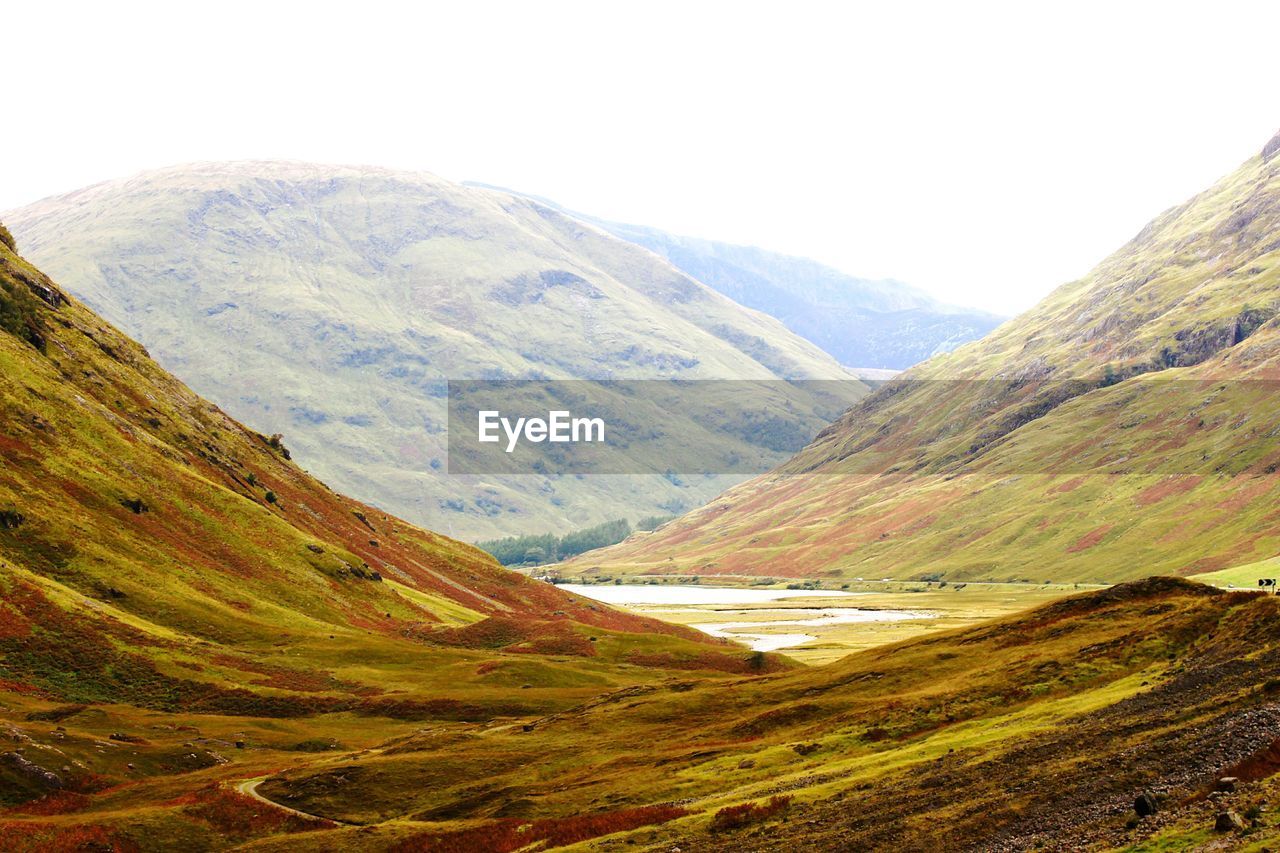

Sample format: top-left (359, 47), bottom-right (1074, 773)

top-left (225, 578), bottom-right (1270, 850)
top-left (587, 580), bottom-right (1088, 664)
top-left (565, 143), bottom-right (1280, 585)
top-left (1191, 556), bottom-right (1280, 589)
top-left (4, 162), bottom-right (862, 542)
top-left (0, 236), bottom-right (802, 849)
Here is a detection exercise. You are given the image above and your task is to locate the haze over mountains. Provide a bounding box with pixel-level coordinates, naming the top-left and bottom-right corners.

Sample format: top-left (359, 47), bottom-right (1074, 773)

top-left (468, 182), bottom-right (1005, 370)
top-left (5, 162), bottom-right (873, 540)
top-left (6, 133), bottom-right (1280, 853)
top-left (576, 131), bottom-right (1280, 584)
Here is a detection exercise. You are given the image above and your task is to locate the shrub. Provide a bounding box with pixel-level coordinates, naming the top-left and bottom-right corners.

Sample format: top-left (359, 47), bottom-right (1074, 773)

top-left (290, 738), bottom-right (342, 752)
top-left (709, 795), bottom-right (792, 832)
top-left (9, 791), bottom-right (91, 816)
top-left (183, 785), bottom-right (332, 836)
top-left (0, 222), bottom-right (15, 252)
top-left (390, 804), bottom-right (687, 852)
top-left (267, 433), bottom-right (291, 459)
top-left (0, 275), bottom-right (46, 351)
top-left (265, 491), bottom-right (278, 504)
top-left (478, 518), bottom-right (632, 566)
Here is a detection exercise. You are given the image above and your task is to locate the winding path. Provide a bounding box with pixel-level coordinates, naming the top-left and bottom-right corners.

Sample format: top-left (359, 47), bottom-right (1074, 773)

top-left (232, 776), bottom-right (353, 826)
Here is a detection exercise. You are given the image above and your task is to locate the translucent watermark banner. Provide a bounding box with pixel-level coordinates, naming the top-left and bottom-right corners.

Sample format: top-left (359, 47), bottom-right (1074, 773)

top-left (447, 379), bottom-right (866, 475)
top-left (447, 378), bottom-right (1280, 476)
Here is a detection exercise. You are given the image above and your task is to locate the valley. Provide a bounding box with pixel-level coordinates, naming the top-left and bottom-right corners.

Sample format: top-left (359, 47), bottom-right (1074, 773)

top-left (558, 579), bottom-right (1083, 664)
top-left (2, 94), bottom-right (1280, 853)
top-left (2, 163), bottom-right (870, 541)
top-left (567, 132), bottom-right (1280, 586)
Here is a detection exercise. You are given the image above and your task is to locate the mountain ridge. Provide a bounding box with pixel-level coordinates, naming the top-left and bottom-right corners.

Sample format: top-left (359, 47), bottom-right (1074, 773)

top-left (569, 132), bottom-right (1280, 583)
top-left (465, 179), bottom-right (1006, 369)
top-left (4, 161), bottom-right (864, 540)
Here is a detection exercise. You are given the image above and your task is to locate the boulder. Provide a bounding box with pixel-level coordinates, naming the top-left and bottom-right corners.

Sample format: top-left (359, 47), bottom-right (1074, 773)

top-left (0, 751), bottom-right (62, 790)
top-left (1215, 776), bottom-right (1239, 793)
top-left (1215, 811), bottom-right (1246, 832)
top-left (1134, 791), bottom-right (1159, 817)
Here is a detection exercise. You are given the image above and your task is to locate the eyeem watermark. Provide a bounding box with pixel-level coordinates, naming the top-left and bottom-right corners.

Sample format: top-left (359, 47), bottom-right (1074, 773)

top-left (478, 410), bottom-right (606, 453)
top-left (448, 378), bottom-right (1280, 476)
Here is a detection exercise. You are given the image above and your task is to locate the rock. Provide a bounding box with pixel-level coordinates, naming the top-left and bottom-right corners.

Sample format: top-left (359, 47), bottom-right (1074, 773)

top-left (0, 751), bottom-right (62, 790)
top-left (1215, 776), bottom-right (1239, 793)
top-left (738, 759), bottom-right (756, 769)
top-left (1134, 791), bottom-right (1159, 817)
top-left (1264, 130), bottom-right (1280, 162)
top-left (1215, 811), bottom-right (1246, 832)
top-left (234, 741), bottom-right (245, 749)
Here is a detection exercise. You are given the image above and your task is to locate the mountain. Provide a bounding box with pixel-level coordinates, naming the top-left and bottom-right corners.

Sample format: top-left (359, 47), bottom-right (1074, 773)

top-left (3, 162), bottom-right (863, 540)
top-left (5, 173), bottom-right (1280, 851)
top-left (0, 233), bottom-right (789, 836)
top-left (468, 182), bottom-right (1006, 370)
top-left (571, 130), bottom-right (1280, 583)
top-left (204, 579), bottom-right (1280, 850)
top-left (582, 221), bottom-right (1006, 370)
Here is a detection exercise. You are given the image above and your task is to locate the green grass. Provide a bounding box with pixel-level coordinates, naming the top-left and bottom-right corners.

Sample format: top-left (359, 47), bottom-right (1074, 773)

top-left (570, 143), bottom-right (1280, 585)
top-left (1191, 556), bottom-right (1280, 589)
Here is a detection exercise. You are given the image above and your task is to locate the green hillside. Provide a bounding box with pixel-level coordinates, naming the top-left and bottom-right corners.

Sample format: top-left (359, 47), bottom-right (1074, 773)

top-left (91, 578), bottom-right (1280, 851)
top-left (0, 235), bottom-right (790, 848)
top-left (573, 131), bottom-right (1280, 583)
top-left (4, 162), bottom-right (861, 540)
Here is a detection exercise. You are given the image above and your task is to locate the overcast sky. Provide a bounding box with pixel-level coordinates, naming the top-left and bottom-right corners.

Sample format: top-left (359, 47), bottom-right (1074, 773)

top-left (6, 1), bottom-right (1278, 314)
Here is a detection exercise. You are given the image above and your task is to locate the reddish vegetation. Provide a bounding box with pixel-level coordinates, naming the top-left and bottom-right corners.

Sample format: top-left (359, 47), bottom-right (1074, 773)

top-left (710, 795), bottom-right (792, 832)
top-left (5, 791), bottom-right (90, 816)
top-left (182, 785), bottom-right (334, 836)
top-left (1135, 475), bottom-right (1202, 507)
top-left (626, 649), bottom-right (788, 675)
top-left (1214, 476), bottom-right (1276, 512)
top-left (0, 601), bottom-right (32, 639)
top-left (1222, 735), bottom-right (1280, 783)
top-left (389, 804), bottom-right (688, 852)
top-left (0, 822), bottom-right (141, 853)
top-left (1053, 476), bottom-right (1087, 494)
top-left (1067, 524), bottom-right (1114, 553)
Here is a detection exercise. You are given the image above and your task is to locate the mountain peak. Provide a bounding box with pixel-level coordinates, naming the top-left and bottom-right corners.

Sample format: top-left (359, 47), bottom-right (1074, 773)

top-left (1264, 128), bottom-right (1280, 162)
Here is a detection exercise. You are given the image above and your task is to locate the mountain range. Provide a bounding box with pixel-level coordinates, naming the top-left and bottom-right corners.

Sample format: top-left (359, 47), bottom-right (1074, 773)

top-left (5, 132), bottom-right (1280, 851)
top-left (4, 162), bottom-right (868, 540)
top-left (571, 130), bottom-right (1280, 584)
top-left (467, 181), bottom-right (1006, 370)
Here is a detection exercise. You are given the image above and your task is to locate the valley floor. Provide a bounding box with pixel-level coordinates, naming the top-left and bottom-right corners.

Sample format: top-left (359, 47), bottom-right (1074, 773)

top-left (6, 578), bottom-right (1280, 851)
top-left (556, 577), bottom-right (1095, 664)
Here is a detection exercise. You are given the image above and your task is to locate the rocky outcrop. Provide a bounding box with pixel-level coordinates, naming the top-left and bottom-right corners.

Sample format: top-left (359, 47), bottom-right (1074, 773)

top-left (1263, 130), bottom-right (1280, 163)
top-left (1, 751), bottom-right (63, 790)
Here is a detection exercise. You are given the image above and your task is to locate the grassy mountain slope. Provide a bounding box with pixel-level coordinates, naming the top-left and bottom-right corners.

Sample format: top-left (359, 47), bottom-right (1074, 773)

top-left (4, 163), bottom-right (861, 540)
top-left (131, 579), bottom-right (1280, 851)
top-left (0, 237), bottom-right (793, 847)
top-left (573, 131), bottom-right (1280, 583)
top-left (467, 181), bottom-right (1005, 370)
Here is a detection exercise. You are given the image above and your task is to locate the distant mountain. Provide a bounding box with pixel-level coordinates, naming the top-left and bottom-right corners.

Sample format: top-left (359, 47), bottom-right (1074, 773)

top-left (0, 223), bottom-right (745, 717)
top-left (467, 182), bottom-right (1005, 370)
top-left (573, 130), bottom-right (1280, 583)
top-left (5, 162), bottom-right (861, 540)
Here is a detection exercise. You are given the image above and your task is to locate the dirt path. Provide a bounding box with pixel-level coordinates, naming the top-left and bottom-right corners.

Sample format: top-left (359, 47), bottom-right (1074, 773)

top-left (232, 776), bottom-right (353, 826)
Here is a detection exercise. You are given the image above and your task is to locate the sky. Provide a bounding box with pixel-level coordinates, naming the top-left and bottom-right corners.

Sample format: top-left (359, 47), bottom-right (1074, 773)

top-left (5, 1), bottom-right (1279, 315)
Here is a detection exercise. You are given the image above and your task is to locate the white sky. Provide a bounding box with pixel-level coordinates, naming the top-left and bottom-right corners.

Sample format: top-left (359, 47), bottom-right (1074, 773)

top-left (5, 1), bottom-right (1278, 314)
